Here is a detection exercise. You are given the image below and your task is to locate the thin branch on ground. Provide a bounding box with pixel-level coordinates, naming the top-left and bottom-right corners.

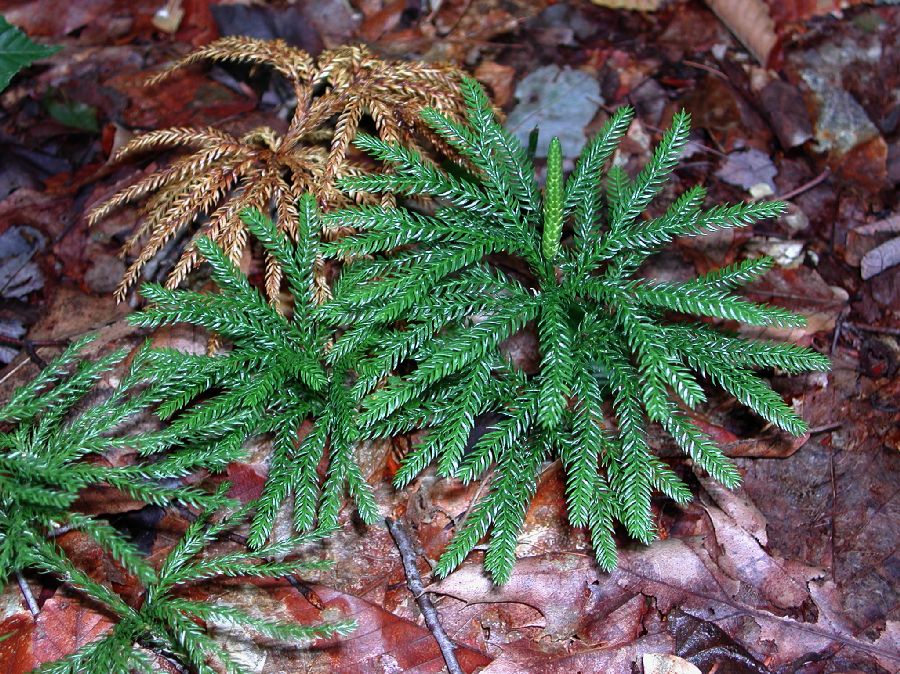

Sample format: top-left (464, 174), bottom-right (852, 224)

top-left (846, 322), bottom-right (900, 337)
top-left (776, 168), bottom-right (831, 201)
top-left (385, 517), bottom-right (463, 674)
top-left (17, 571), bottom-right (39, 617)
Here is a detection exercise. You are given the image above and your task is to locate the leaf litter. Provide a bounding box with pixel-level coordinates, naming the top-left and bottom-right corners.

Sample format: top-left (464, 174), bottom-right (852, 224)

top-left (0, 1), bottom-right (897, 672)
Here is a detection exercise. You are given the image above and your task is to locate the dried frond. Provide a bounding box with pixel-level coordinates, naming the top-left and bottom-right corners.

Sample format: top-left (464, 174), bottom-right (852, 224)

top-left (90, 38), bottom-right (467, 304)
top-left (146, 35), bottom-right (314, 86)
top-left (316, 44), bottom-right (467, 183)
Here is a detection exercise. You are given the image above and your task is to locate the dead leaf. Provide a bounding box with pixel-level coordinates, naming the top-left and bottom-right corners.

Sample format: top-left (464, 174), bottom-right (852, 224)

top-left (704, 0), bottom-right (777, 64)
top-left (642, 653), bottom-right (702, 674)
top-left (428, 554), bottom-right (597, 638)
top-left (758, 79), bottom-right (813, 149)
top-left (273, 582), bottom-right (492, 673)
top-left (698, 478), bottom-right (768, 546)
top-left (700, 499), bottom-right (818, 611)
top-left (0, 614), bottom-right (34, 674)
top-left (861, 235), bottom-right (900, 279)
top-left (590, 0), bottom-right (664, 9)
top-left (0, 227), bottom-right (45, 300)
top-left (715, 148), bottom-right (778, 193)
top-left (478, 633), bottom-right (674, 673)
top-left (474, 61), bottom-right (516, 108)
top-left (669, 609), bottom-right (772, 674)
top-left (30, 594), bottom-right (114, 669)
top-left (505, 65), bottom-right (602, 158)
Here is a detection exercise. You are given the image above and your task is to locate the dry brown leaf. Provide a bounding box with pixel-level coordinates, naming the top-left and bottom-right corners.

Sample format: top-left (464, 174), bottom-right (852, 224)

top-left (704, 0), bottom-right (777, 64)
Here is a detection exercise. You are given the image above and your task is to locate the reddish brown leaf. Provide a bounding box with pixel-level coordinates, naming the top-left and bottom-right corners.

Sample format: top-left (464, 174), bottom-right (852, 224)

top-left (273, 583), bottom-right (493, 673)
top-left (30, 595), bottom-right (114, 669)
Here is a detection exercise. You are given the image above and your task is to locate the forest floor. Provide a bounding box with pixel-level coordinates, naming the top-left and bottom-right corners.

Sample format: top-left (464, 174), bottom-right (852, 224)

top-left (0, 1), bottom-right (897, 672)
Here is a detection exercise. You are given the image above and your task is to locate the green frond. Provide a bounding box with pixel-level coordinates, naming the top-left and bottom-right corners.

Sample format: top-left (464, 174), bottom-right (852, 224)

top-left (633, 280), bottom-right (806, 327)
top-left (339, 133), bottom-right (496, 215)
top-left (565, 106), bottom-right (634, 232)
top-left (0, 338), bottom-right (227, 588)
top-left (685, 256), bottom-right (775, 290)
top-left (565, 361), bottom-right (606, 527)
top-left (315, 83), bottom-right (823, 583)
top-left (610, 110), bottom-right (691, 231)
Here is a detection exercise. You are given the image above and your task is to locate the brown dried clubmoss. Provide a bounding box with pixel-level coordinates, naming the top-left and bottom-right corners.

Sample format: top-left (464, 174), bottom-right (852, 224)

top-left (89, 38), bottom-right (467, 304)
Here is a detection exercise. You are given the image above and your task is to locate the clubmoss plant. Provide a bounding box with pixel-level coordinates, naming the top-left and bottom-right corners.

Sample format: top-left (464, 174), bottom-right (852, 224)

top-left (126, 195), bottom-right (380, 550)
top-left (0, 336), bottom-right (225, 588)
top-left (36, 491), bottom-right (354, 674)
top-left (319, 78), bottom-right (830, 583)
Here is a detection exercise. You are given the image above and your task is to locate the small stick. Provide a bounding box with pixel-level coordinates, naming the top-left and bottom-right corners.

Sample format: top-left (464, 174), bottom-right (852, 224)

top-left (16, 571), bottom-right (39, 617)
top-left (845, 322), bottom-right (900, 337)
top-left (0, 335), bottom-right (69, 349)
top-left (775, 168), bottom-right (830, 201)
top-left (21, 341), bottom-right (46, 370)
top-left (385, 517), bottom-right (463, 674)
top-left (682, 59), bottom-right (729, 81)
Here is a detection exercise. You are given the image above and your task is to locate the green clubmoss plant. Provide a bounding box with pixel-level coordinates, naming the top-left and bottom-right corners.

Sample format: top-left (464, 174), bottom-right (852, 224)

top-left (0, 336), bottom-right (224, 589)
top-left (36, 491), bottom-right (354, 674)
top-left (127, 195), bottom-right (380, 550)
top-left (319, 78), bottom-right (830, 583)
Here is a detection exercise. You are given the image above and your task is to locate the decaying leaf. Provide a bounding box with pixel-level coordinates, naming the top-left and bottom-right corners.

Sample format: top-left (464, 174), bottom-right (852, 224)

top-left (642, 653), bottom-right (702, 674)
top-left (704, 0), bottom-right (778, 64)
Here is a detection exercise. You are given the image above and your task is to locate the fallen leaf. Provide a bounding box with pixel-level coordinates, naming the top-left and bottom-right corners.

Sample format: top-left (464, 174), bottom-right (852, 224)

top-left (274, 582), bottom-right (493, 673)
top-left (30, 594), bottom-right (114, 669)
top-left (0, 226), bottom-right (45, 299)
top-left (478, 633), bottom-right (674, 673)
top-left (715, 148), bottom-right (778, 193)
top-left (698, 478), bottom-right (768, 546)
top-left (0, 614), bottom-right (34, 674)
top-left (505, 65), bottom-right (602, 158)
top-left (861, 235), bottom-right (900, 280)
top-left (428, 553), bottom-right (599, 638)
top-left (590, 0), bottom-right (663, 9)
top-left (642, 653), bottom-right (702, 674)
top-left (700, 499), bottom-right (818, 611)
top-left (669, 609), bottom-right (772, 674)
top-left (704, 0), bottom-right (777, 64)
top-left (758, 79), bottom-right (813, 149)
top-left (474, 61), bottom-right (516, 108)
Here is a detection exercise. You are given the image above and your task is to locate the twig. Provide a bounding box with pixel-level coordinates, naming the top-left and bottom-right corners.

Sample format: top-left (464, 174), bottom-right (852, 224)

top-left (16, 571), bottom-right (39, 617)
top-left (21, 341), bottom-right (46, 370)
top-left (682, 59), bottom-right (729, 81)
top-left (385, 517), bottom-right (463, 674)
top-left (775, 168), bottom-right (831, 201)
top-left (0, 335), bottom-right (70, 348)
top-left (0, 335), bottom-right (63, 369)
top-left (845, 322), bottom-right (900, 337)
top-left (809, 422), bottom-right (843, 434)
top-left (831, 306), bottom-right (849, 356)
